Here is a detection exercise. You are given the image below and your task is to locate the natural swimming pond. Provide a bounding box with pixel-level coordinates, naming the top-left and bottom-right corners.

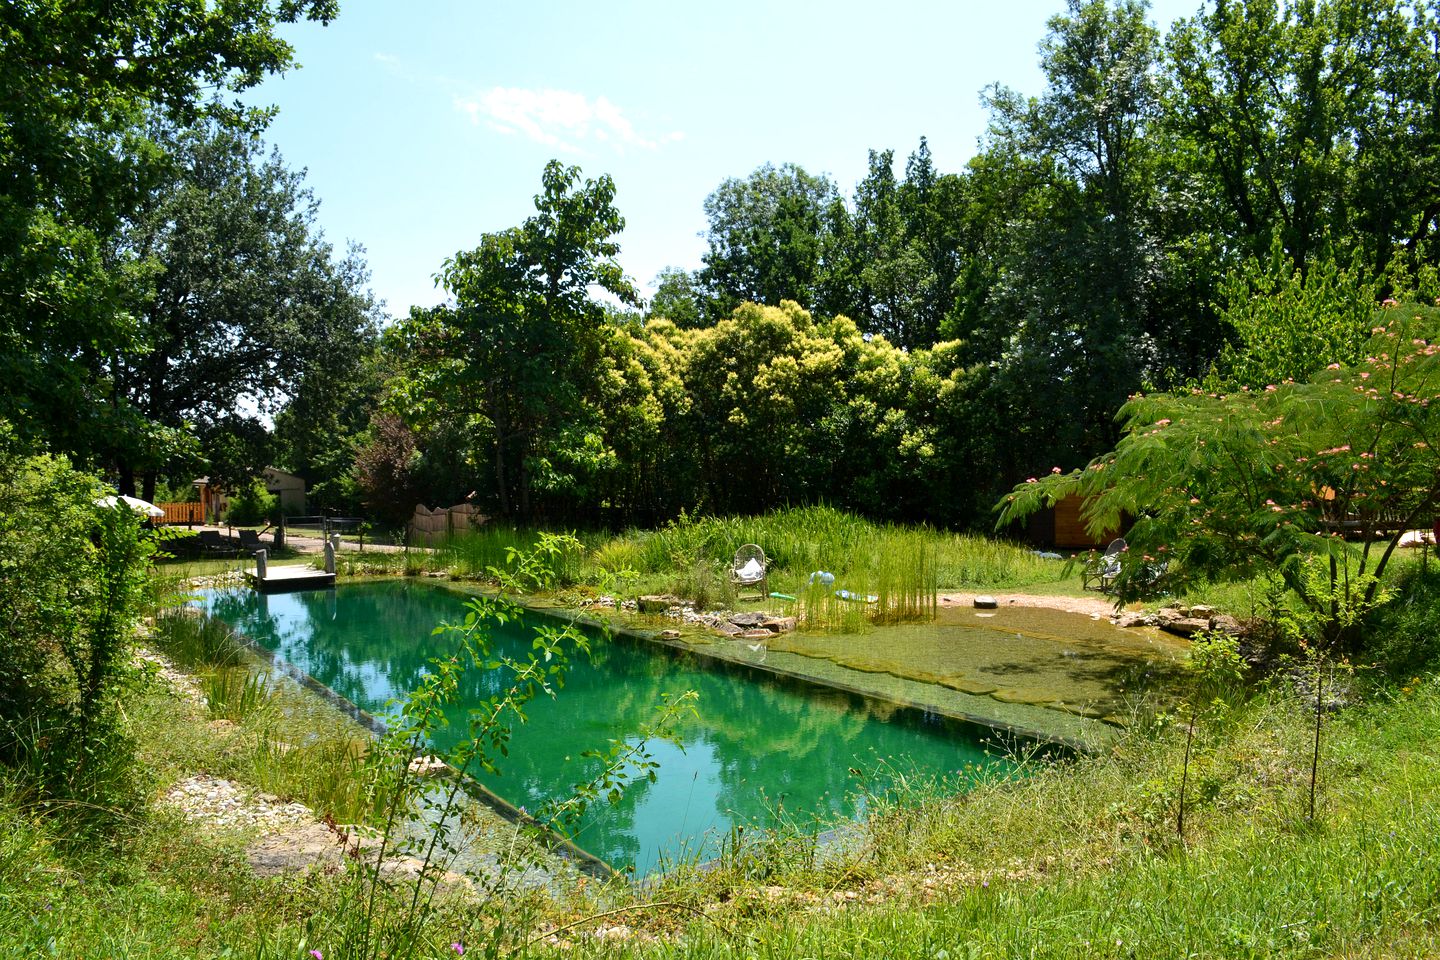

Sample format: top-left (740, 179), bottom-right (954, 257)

top-left (200, 581), bottom-right (1017, 876)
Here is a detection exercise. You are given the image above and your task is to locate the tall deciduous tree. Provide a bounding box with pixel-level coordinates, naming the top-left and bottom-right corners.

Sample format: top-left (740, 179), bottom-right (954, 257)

top-left (647, 266), bottom-right (706, 328)
top-left (391, 160), bottom-right (638, 520)
top-left (1165, 0), bottom-right (1440, 276)
top-left (975, 0), bottom-right (1166, 475)
top-left (102, 121), bottom-right (380, 500)
top-left (0, 0), bottom-right (338, 461)
top-left (697, 163), bottom-right (840, 319)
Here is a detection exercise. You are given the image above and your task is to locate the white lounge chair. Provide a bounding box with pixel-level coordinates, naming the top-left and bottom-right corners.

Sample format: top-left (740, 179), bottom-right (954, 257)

top-left (730, 544), bottom-right (769, 600)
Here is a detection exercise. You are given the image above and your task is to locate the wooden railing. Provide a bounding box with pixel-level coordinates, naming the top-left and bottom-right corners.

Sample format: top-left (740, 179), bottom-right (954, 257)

top-left (156, 501), bottom-right (205, 525)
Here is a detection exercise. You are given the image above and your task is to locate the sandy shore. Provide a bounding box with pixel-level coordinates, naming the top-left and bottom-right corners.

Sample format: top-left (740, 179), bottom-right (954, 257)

top-left (937, 591), bottom-right (1126, 619)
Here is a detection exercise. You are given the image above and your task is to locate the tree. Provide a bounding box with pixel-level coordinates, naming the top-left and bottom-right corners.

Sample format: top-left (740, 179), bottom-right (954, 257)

top-left (1215, 240), bottom-right (1380, 387)
top-left (0, 0), bottom-right (339, 460)
top-left (847, 149), bottom-right (935, 350)
top-left (1164, 0), bottom-right (1440, 277)
top-left (100, 120), bottom-right (380, 500)
top-left (971, 0), bottom-right (1167, 478)
top-left (647, 266), bottom-right (706, 328)
top-left (352, 413), bottom-right (423, 529)
top-left (998, 301), bottom-right (1440, 650)
top-left (697, 163), bottom-right (840, 319)
top-left (273, 343), bottom-right (387, 515)
top-left (390, 160), bottom-right (638, 520)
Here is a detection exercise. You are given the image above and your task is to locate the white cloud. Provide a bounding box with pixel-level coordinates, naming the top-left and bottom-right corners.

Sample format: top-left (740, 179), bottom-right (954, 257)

top-left (454, 87), bottom-right (675, 155)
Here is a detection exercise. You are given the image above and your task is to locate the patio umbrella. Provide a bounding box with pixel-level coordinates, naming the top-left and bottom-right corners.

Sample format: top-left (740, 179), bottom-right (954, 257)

top-left (95, 494), bottom-right (165, 518)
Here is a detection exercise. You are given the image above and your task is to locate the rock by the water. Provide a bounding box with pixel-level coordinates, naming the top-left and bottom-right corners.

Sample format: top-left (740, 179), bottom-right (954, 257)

top-left (759, 616), bottom-right (796, 633)
top-left (974, 596), bottom-right (999, 609)
top-left (659, 629), bottom-right (682, 640)
top-left (407, 755), bottom-right (447, 777)
top-left (738, 629), bottom-right (773, 640)
top-left (637, 595), bottom-right (678, 613)
top-left (1155, 609), bottom-right (1211, 637)
top-left (1209, 614), bottom-right (1244, 636)
top-left (730, 612), bottom-right (767, 628)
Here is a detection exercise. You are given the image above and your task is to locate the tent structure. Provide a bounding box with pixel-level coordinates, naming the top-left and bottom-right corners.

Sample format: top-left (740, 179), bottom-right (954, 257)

top-left (95, 494), bottom-right (165, 518)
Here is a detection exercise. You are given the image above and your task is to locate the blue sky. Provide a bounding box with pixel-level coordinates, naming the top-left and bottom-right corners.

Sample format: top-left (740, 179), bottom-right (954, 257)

top-left (253, 0), bottom-right (1203, 319)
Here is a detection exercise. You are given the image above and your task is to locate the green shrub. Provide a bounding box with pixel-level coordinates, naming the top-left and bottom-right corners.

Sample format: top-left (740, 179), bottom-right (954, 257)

top-left (0, 436), bottom-right (152, 829)
top-left (152, 610), bottom-right (244, 668)
top-left (224, 478), bottom-right (279, 526)
top-left (1368, 566), bottom-right (1440, 677)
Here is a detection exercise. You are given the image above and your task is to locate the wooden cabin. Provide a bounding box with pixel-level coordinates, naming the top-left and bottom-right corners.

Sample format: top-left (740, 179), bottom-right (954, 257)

top-left (1024, 494), bottom-right (1126, 551)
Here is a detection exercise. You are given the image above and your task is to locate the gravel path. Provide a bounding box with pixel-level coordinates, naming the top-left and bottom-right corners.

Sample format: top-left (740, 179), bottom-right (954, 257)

top-left (161, 773), bottom-right (315, 831)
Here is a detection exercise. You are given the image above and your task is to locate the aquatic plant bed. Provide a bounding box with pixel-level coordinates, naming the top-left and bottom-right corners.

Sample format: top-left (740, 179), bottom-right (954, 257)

top-left (752, 605), bottom-right (1187, 727)
top-left (200, 580), bottom-right (1018, 877)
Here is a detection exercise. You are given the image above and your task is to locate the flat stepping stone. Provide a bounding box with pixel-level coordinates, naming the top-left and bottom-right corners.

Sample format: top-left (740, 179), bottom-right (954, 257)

top-left (974, 595), bottom-right (999, 609)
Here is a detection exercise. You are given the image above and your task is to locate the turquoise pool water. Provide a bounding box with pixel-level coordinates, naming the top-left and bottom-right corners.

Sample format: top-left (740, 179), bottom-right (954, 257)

top-left (201, 580), bottom-right (1016, 876)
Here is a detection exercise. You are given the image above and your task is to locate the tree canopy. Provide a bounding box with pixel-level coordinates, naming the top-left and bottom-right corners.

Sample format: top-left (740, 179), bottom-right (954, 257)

top-left (998, 301), bottom-right (1440, 646)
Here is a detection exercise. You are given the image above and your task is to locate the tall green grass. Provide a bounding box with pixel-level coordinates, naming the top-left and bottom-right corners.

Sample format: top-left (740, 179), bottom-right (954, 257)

top-left (152, 609), bottom-right (244, 667)
top-left (432, 524), bottom-right (585, 583)
top-left (240, 733), bottom-right (397, 826)
top-left (606, 506), bottom-right (1060, 590)
top-left (202, 669), bottom-right (272, 722)
top-left (400, 506), bottom-right (1059, 626)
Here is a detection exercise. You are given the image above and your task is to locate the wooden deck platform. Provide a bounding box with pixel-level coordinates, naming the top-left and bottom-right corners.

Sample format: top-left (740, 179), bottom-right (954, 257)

top-left (245, 565), bottom-right (336, 593)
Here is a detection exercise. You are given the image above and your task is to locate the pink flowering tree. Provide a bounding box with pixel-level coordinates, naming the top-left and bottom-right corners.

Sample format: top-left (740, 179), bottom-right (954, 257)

top-left (997, 303), bottom-right (1440, 650)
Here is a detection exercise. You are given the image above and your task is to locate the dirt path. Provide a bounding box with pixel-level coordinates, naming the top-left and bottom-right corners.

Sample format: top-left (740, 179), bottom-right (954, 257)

top-left (189, 524), bottom-right (411, 555)
top-left (937, 591), bottom-right (1127, 619)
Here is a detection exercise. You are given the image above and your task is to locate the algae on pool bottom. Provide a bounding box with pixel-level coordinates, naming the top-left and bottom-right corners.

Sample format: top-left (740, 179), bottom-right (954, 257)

top-left (759, 604), bottom-right (1186, 723)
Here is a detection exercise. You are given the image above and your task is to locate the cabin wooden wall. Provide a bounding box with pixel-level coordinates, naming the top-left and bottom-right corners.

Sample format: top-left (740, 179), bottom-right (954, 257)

top-left (1045, 495), bottom-right (1123, 550)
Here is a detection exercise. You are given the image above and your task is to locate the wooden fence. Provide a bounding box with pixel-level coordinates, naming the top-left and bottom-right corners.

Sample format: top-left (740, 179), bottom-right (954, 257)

top-left (410, 503), bottom-right (487, 544)
top-left (156, 501), bottom-right (205, 525)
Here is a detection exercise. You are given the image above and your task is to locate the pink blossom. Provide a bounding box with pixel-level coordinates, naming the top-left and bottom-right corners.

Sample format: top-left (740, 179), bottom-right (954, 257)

top-left (1051, 466), bottom-right (1062, 474)
top-left (310, 952), bottom-right (323, 960)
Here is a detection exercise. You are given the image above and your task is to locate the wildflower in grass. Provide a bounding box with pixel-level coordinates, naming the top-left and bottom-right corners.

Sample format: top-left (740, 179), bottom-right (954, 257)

top-left (310, 951), bottom-right (323, 960)
top-left (452, 943), bottom-right (465, 956)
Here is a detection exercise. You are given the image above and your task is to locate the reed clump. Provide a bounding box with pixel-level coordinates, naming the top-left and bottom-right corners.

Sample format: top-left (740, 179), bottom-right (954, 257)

top-left (202, 669), bottom-right (273, 722)
top-left (152, 610), bottom-right (244, 667)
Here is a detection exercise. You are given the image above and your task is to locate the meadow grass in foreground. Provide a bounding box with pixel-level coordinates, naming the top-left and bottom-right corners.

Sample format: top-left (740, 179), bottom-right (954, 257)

top-left (8, 649), bottom-right (1440, 958)
top-left (605, 674), bottom-right (1440, 958)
